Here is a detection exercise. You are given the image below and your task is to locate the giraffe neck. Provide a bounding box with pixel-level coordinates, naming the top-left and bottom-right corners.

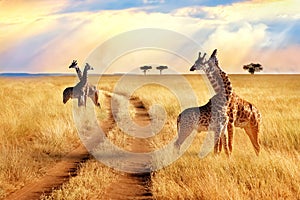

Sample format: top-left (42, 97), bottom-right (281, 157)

top-left (75, 67), bottom-right (83, 80)
top-left (79, 66), bottom-right (89, 86)
top-left (205, 59), bottom-right (232, 101)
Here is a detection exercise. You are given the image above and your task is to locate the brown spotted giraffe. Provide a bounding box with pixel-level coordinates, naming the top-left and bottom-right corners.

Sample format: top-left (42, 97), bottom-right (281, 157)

top-left (68, 60), bottom-right (101, 107)
top-left (175, 49), bottom-right (232, 156)
top-left (223, 92), bottom-right (261, 155)
top-left (175, 50), bottom-right (261, 155)
top-left (213, 58), bottom-right (262, 155)
top-left (63, 63), bottom-right (93, 107)
top-left (191, 50), bottom-right (261, 155)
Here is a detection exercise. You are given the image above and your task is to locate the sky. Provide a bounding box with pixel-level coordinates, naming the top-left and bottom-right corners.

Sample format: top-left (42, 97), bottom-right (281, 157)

top-left (0, 0), bottom-right (299, 74)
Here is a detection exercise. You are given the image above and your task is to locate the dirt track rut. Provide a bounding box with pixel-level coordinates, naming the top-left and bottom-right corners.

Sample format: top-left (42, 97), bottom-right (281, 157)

top-left (102, 96), bottom-right (154, 199)
top-left (6, 92), bottom-right (154, 200)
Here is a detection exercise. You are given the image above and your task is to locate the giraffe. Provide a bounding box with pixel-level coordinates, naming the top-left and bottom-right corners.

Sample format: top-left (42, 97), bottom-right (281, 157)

top-left (65, 60), bottom-right (101, 107)
top-left (212, 57), bottom-right (262, 155)
top-left (190, 49), bottom-right (233, 155)
top-left (175, 50), bottom-right (261, 156)
top-left (191, 50), bottom-right (261, 155)
top-left (175, 49), bottom-right (232, 156)
top-left (71, 63), bottom-right (93, 107)
top-left (224, 91), bottom-right (261, 155)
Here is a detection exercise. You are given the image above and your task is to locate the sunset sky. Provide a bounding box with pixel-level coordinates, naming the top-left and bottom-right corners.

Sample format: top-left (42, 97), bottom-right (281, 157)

top-left (0, 0), bottom-right (299, 74)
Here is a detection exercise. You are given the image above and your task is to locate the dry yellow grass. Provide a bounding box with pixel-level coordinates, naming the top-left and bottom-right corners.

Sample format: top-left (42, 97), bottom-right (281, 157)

top-left (0, 76), bottom-right (109, 199)
top-left (0, 74), bottom-right (299, 199)
top-left (40, 159), bottom-right (117, 200)
top-left (0, 77), bottom-right (76, 198)
top-left (146, 75), bottom-right (300, 199)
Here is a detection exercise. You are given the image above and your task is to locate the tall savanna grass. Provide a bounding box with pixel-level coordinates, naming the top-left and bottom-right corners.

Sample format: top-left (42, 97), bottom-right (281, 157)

top-left (0, 76), bottom-right (109, 198)
top-left (145, 74), bottom-right (300, 199)
top-left (46, 74), bottom-right (300, 199)
top-left (0, 77), bottom-right (77, 198)
top-left (1, 75), bottom-right (299, 199)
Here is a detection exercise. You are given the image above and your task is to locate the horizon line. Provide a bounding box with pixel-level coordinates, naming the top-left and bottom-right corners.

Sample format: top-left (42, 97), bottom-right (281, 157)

top-left (0, 72), bottom-right (299, 77)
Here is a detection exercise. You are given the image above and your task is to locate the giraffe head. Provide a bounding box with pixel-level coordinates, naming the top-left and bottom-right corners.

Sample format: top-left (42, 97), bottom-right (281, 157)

top-left (63, 87), bottom-right (73, 104)
top-left (69, 60), bottom-right (78, 69)
top-left (190, 52), bottom-right (207, 71)
top-left (190, 49), bottom-right (218, 72)
top-left (85, 63), bottom-right (94, 71)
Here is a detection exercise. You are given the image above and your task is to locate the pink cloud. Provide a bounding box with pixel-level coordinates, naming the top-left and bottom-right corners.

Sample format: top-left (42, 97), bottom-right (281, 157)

top-left (0, 1), bottom-right (299, 74)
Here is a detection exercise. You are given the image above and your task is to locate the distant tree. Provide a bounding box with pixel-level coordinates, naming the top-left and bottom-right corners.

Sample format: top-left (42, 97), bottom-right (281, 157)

top-left (243, 63), bottom-right (263, 74)
top-left (156, 65), bottom-right (168, 75)
top-left (140, 66), bottom-right (152, 75)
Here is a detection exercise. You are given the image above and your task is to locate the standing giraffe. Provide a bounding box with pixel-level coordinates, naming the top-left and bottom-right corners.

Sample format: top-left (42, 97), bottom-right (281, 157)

top-left (214, 57), bottom-right (262, 155)
top-left (175, 49), bottom-right (232, 156)
top-left (192, 49), bottom-right (233, 155)
top-left (224, 92), bottom-right (261, 155)
top-left (71, 63), bottom-right (94, 107)
top-left (191, 50), bottom-right (261, 155)
top-left (64, 60), bottom-right (100, 107)
top-left (175, 50), bottom-right (261, 156)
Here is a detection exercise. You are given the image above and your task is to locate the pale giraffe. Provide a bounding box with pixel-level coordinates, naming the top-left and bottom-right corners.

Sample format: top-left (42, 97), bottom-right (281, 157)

top-left (175, 50), bottom-right (261, 155)
top-left (67, 60), bottom-right (101, 107)
top-left (63, 63), bottom-right (93, 107)
top-left (175, 49), bottom-right (232, 156)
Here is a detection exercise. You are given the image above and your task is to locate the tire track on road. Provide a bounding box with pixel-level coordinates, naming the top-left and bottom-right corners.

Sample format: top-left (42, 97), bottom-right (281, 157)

top-left (102, 95), bottom-right (154, 199)
top-left (6, 92), bottom-right (155, 200)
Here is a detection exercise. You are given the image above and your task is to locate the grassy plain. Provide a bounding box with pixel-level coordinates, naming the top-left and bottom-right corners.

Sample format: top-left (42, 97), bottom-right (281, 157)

top-left (0, 74), bottom-right (299, 199)
top-left (0, 76), bottom-right (111, 199)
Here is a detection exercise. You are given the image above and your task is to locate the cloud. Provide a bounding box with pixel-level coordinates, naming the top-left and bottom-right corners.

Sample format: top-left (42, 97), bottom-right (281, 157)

top-left (170, 0), bottom-right (300, 73)
top-left (0, 0), bottom-right (299, 73)
top-left (143, 0), bottom-right (165, 4)
top-left (172, 0), bottom-right (300, 23)
top-left (201, 22), bottom-right (268, 72)
top-left (33, 11), bottom-right (204, 73)
top-left (0, 0), bottom-right (69, 24)
top-left (248, 45), bottom-right (300, 73)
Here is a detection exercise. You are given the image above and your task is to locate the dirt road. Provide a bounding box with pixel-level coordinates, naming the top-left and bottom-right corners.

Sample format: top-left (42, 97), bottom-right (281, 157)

top-left (102, 95), bottom-right (154, 199)
top-left (6, 92), bottom-right (154, 200)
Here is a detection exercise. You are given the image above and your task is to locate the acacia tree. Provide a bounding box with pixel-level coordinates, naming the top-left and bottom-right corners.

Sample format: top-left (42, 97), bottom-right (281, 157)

top-left (156, 65), bottom-right (168, 75)
top-left (243, 63), bottom-right (263, 74)
top-left (140, 66), bottom-right (152, 75)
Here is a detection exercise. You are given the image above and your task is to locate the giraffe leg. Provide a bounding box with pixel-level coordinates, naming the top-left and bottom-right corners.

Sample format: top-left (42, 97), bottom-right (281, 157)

top-left (174, 116), bottom-right (195, 152)
top-left (88, 86), bottom-right (100, 107)
top-left (174, 125), bottom-right (195, 151)
top-left (227, 122), bottom-right (234, 154)
top-left (78, 90), bottom-right (86, 107)
top-left (78, 95), bottom-right (84, 107)
top-left (213, 124), bottom-right (222, 154)
top-left (244, 123), bottom-right (260, 156)
top-left (88, 92), bottom-right (97, 106)
top-left (218, 137), bottom-right (222, 153)
top-left (213, 120), bottom-right (229, 156)
top-left (220, 125), bottom-right (230, 156)
top-left (84, 88), bottom-right (89, 107)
